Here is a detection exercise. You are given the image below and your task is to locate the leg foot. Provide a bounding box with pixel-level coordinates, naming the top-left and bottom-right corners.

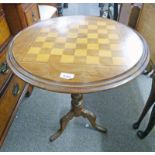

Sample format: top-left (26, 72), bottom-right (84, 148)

top-left (81, 109), bottom-right (107, 133)
top-left (95, 123), bottom-right (107, 133)
top-left (136, 104), bottom-right (155, 139)
top-left (137, 130), bottom-right (146, 139)
top-left (49, 130), bottom-right (63, 142)
top-left (133, 122), bottom-right (140, 130)
top-left (49, 111), bottom-right (74, 142)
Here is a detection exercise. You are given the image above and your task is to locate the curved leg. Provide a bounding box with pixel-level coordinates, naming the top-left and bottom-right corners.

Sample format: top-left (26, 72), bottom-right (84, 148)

top-left (50, 93), bottom-right (107, 142)
top-left (137, 104), bottom-right (155, 139)
top-left (49, 111), bottom-right (74, 142)
top-left (133, 76), bottom-right (155, 129)
top-left (81, 109), bottom-right (107, 133)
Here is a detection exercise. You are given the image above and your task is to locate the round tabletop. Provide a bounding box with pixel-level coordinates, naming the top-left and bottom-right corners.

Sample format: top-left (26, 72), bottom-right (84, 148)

top-left (7, 16), bottom-right (150, 93)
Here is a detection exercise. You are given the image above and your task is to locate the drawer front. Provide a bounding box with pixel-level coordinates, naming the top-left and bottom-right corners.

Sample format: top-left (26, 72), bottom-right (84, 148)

top-left (0, 15), bottom-right (10, 47)
top-left (0, 48), bottom-right (12, 92)
top-left (0, 75), bottom-right (25, 139)
top-left (25, 4), bottom-right (40, 26)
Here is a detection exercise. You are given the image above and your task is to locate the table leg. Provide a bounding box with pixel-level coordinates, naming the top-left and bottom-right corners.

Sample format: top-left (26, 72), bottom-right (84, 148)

top-left (81, 109), bottom-right (107, 132)
top-left (137, 104), bottom-right (155, 139)
top-left (49, 93), bottom-right (107, 142)
top-left (133, 76), bottom-right (155, 129)
top-left (49, 110), bottom-right (74, 142)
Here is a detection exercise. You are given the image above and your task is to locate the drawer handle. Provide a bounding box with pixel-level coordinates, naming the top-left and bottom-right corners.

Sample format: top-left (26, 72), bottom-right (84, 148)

top-left (12, 83), bottom-right (20, 96)
top-left (0, 62), bottom-right (9, 74)
top-left (32, 11), bottom-right (37, 22)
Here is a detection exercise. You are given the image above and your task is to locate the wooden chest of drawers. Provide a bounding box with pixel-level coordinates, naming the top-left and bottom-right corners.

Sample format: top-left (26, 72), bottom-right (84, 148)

top-left (0, 76), bottom-right (28, 146)
top-left (0, 4), bottom-right (30, 147)
top-left (24, 4), bottom-right (40, 26)
top-left (0, 14), bottom-right (10, 47)
top-left (3, 4), bottom-right (40, 35)
top-left (0, 9), bottom-right (12, 98)
top-left (0, 47), bottom-right (12, 97)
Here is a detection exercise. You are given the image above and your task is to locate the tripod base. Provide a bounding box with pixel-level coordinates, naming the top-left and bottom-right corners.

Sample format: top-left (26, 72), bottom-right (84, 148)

top-left (50, 94), bottom-right (107, 142)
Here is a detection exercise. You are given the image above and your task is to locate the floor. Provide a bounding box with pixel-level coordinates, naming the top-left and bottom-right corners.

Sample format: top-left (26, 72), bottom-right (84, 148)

top-left (1, 3), bottom-right (155, 152)
top-left (1, 75), bottom-right (155, 152)
top-left (63, 3), bottom-right (101, 16)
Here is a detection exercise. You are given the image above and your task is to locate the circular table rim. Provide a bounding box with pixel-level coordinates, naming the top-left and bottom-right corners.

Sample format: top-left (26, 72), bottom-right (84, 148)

top-left (6, 17), bottom-right (150, 94)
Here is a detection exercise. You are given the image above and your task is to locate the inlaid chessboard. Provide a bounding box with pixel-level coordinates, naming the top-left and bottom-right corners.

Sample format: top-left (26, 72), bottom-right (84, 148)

top-left (10, 16), bottom-right (144, 86)
top-left (21, 17), bottom-right (126, 66)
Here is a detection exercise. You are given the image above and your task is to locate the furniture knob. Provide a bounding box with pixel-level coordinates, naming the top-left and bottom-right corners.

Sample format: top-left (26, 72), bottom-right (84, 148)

top-left (12, 83), bottom-right (20, 96)
top-left (32, 11), bottom-right (37, 22)
top-left (0, 62), bottom-right (9, 74)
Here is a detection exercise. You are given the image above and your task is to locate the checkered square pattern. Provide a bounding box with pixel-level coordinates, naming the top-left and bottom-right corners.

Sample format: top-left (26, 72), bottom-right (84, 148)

top-left (23, 20), bottom-right (126, 66)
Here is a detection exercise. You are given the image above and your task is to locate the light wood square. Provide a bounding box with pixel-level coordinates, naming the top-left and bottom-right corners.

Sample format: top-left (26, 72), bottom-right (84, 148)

top-left (28, 47), bottom-right (41, 54)
top-left (77, 38), bottom-right (88, 44)
top-left (75, 49), bottom-right (87, 56)
top-left (78, 29), bottom-right (88, 33)
top-left (36, 54), bottom-right (50, 62)
top-left (87, 33), bottom-right (98, 39)
top-left (60, 55), bottom-right (74, 63)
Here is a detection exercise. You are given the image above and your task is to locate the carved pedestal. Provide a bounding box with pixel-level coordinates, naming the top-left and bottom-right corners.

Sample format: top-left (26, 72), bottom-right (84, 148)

top-left (50, 94), bottom-right (107, 142)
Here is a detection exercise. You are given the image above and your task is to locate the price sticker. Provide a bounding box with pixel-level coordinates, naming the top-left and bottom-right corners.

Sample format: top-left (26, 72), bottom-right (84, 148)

top-left (60, 72), bottom-right (75, 79)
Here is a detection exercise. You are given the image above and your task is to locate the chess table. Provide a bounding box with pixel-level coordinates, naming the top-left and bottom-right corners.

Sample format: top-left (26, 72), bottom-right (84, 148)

top-left (7, 16), bottom-right (149, 141)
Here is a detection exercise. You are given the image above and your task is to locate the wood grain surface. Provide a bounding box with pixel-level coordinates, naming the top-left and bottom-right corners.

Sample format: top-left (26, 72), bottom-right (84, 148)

top-left (7, 16), bottom-right (150, 93)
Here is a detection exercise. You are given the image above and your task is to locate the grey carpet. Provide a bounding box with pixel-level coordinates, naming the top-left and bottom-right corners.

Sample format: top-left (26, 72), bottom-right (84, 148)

top-left (1, 3), bottom-right (155, 152)
top-left (1, 75), bottom-right (155, 152)
top-left (63, 3), bottom-right (101, 16)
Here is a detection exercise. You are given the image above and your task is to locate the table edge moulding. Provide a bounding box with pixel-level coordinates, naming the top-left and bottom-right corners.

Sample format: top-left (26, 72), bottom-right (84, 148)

top-left (7, 16), bottom-right (150, 94)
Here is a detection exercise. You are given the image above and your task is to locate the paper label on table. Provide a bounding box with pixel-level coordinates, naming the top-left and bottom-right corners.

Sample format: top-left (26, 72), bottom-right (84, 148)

top-left (60, 72), bottom-right (75, 79)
